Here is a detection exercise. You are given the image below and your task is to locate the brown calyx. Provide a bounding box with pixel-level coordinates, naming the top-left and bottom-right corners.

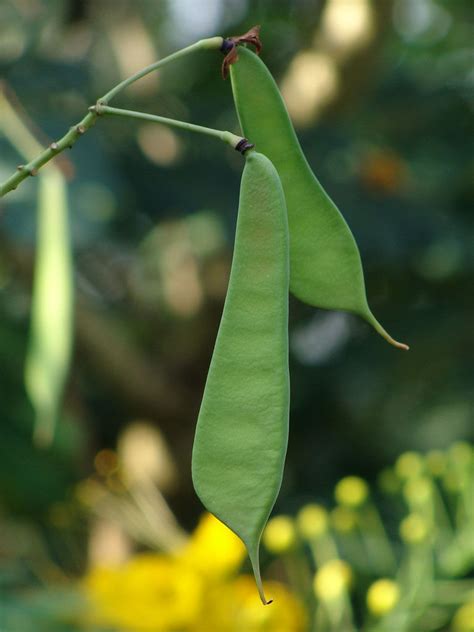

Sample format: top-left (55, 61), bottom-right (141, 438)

top-left (220, 25), bottom-right (262, 79)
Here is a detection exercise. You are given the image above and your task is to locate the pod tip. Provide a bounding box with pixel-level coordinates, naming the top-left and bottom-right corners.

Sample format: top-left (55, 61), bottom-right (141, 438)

top-left (383, 335), bottom-right (410, 351)
top-left (367, 312), bottom-right (409, 351)
top-left (255, 575), bottom-right (272, 605)
top-left (258, 587), bottom-right (272, 606)
top-left (391, 339), bottom-right (409, 351)
top-left (248, 542), bottom-right (272, 605)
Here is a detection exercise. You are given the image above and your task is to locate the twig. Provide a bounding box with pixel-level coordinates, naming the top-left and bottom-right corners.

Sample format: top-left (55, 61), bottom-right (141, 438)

top-left (95, 104), bottom-right (244, 149)
top-left (0, 36), bottom-right (224, 198)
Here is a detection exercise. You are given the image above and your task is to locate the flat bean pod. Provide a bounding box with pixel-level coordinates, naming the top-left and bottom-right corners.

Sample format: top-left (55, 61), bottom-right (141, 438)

top-left (192, 151), bottom-right (289, 604)
top-left (230, 47), bottom-right (408, 350)
top-left (25, 170), bottom-right (73, 446)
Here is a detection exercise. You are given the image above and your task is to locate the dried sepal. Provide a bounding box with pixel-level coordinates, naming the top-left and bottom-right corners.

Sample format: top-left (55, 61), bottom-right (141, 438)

top-left (221, 25), bottom-right (262, 79)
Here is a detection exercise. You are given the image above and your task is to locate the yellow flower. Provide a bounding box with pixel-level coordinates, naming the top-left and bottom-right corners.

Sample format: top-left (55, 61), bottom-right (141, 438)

top-left (199, 575), bottom-right (307, 632)
top-left (83, 565), bottom-right (123, 626)
top-left (75, 478), bottom-right (106, 508)
top-left (452, 601), bottom-right (474, 631)
top-left (395, 452), bottom-right (424, 479)
top-left (403, 477), bottom-right (432, 506)
top-left (335, 476), bottom-right (369, 508)
top-left (448, 441), bottom-right (472, 468)
top-left (180, 512), bottom-right (246, 578)
top-left (84, 554), bottom-right (203, 631)
top-left (331, 506), bottom-right (357, 533)
top-left (296, 504), bottom-right (329, 539)
top-left (443, 470), bottom-right (467, 493)
top-left (425, 449), bottom-right (446, 477)
top-left (263, 516), bottom-right (297, 554)
top-left (94, 448), bottom-right (119, 477)
top-left (399, 513), bottom-right (429, 544)
top-left (313, 559), bottom-right (352, 602)
top-left (366, 578), bottom-right (400, 616)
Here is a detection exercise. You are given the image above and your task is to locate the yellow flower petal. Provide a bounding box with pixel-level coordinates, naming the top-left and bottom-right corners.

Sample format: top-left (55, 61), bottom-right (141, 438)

top-left (395, 452), bottom-right (424, 479)
top-left (403, 477), bottom-right (432, 506)
top-left (296, 504), bottom-right (329, 539)
top-left (313, 559), bottom-right (352, 602)
top-left (180, 512), bottom-right (245, 578)
top-left (200, 575), bottom-right (307, 632)
top-left (448, 442), bottom-right (472, 467)
top-left (366, 578), bottom-right (400, 616)
top-left (335, 476), bottom-right (369, 508)
top-left (263, 516), bottom-right (297, 554)
top-left (452, 601), bottom-right (474, 632)
top-left (399, 513), bottom-right (430, 544)
top-left (83, 555), bottom-right (203, 631)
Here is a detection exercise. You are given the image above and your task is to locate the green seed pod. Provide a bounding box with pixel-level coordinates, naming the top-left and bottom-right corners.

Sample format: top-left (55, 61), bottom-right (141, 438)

top-left (230, 47), bottom-right (408, 350)
top-left (192, 151), bottom-right (289, 604)
top-left (25, 170), bottom-right (73, 447)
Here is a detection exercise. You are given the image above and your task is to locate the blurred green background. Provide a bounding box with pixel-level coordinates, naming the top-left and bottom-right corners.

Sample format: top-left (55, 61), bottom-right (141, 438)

top-left (0, 0), bottom-right (472, 630)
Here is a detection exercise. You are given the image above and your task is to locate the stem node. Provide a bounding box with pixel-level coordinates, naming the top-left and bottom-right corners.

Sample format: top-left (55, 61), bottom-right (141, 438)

top-left (0, 35), bottom-right (225, 198)
top-left (235, 138), bottom-right (254, 154)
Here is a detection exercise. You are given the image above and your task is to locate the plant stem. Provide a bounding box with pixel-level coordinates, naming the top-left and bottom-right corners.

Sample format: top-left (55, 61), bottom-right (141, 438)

top-left (0, 36), bottom-right (223, 198)
top-left (100, 37), bottom-right (223, 104)
top-left (96, 104), bottom-right (243, 149)
top-left (360, 503), bottom-right (397, 575)
top-left (0, 110), bottom-right (97, 199)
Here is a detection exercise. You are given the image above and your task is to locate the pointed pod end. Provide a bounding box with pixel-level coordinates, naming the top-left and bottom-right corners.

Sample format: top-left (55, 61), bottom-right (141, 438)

top-left (366, 312), bottom-right (410, 351)
top-left (248, 542), bottom-right (272, 605)
top-left (256, 582), bottom-right (273, 606)
top-left (381, 330), bottom-right (409, 351)
top-left (393, 340), bottom-right (409, 351)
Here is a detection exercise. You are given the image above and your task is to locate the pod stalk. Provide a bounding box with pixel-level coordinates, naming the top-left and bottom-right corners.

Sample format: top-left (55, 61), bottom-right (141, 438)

top-left (95, 104), bottom-right (247, 150)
